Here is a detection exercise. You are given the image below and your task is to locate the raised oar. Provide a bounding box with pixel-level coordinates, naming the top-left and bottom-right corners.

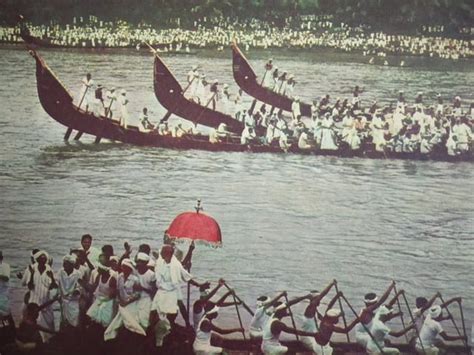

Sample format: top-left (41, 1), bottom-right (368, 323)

top-left (248, 68), bottom-right (269, 115)
top-left (438, 294), bottom-right (469, 350)
top-left (229, 288), bottom-right (246, 340)
top-left (334, 281), bottom-right (350, 343)
top-left (284, 293), bottom-right (299, 341)
top-left (457, 299), bottom-right (471, 355)
top-left (74, 83), bottom-right (90, 140)
top-left (144, 42), bottom-right (196, 123)
top-left (401, 292), bottom-right (426, 355)
top-left (269, 79), bottom-right (285, 116)
top-left (340, 293), bottom-right (386, 355)
top-left (193, 92), bottom-right (218, 126)
top-left (224, 282), bottom-right (254, 316)
top-left (393, 284), bottom-right (409, 343)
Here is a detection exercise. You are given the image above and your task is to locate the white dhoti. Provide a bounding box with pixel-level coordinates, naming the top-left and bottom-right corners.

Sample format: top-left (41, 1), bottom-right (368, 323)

top-left (320, 128), bottom-right (338, 150)
top-left (193, 343), bottom-right (223, 355)
top-left (104, 303), bottom-right (146, 341)
top-left (261, 342), bottom-right (288, 355)
top-left (38, 305), bottom-right (54, 342)
top-left (249, 329), bottom-right (263, 339)
top-left (136, 295), bottom-right (152, 329)
top-left (87, 296), bottom-right (116, 327)
top-left (61, 296), bottom-right (80, 327)
top-left (151, 289), bottom-right (178, 315)
top-left (301, 337), bottom-right (333, 355)
top-left (356, 331), bottom-right (371, 348)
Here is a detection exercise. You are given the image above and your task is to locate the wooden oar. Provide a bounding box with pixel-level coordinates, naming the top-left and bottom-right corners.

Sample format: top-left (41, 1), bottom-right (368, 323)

top-left (284, 293), bottom-right (299, 341)
top-left (74, 83), bottom-right (90, 140)
top-left (229, 288), bottom-right (246, 340)
top-left (393, 284), bottom-right (409, 343)
top-left (224, 282), bottom-right (254, 316)
top-left (340, 293), bottom-right (386, 355)
top-left (457, 299), bottom-right (471, 355)
top-left (401, 292), bottom-right (426, 355)
top-left (438, 294), bottom-right (469, 351)
top-left (334, 282), bottom-right (350, 342)
top-left (193, 92), bottom-right (217, 126)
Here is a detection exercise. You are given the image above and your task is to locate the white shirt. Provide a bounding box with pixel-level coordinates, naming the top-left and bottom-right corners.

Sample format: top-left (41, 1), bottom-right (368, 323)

top-left (367, 319), bottom-right (390, 352)
top-left (417, 316), bottom-right (443, 348)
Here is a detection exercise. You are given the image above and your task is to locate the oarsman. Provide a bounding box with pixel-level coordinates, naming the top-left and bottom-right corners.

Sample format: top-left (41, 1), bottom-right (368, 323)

top-left (299, 281), bottom-right (336, 353)
top-left (261, 299), bottom-right (320, 355)
top-left (106, 87), bottom-right (117, 118)
top-left (187, 65), bottom-right (199, 98)
top-left (118, 89), bottom-right (129, 128)
top-left (452, 117), bottom-right (473, 153)
top-left (15, 303), bottom-right (58, 353)
top-left (265, 116), bottom-right (279, 145)
top-left (435, 94), bottom-right (444, 115)
top-left (249, 291), bottom-right (286, 339)
top-left (78, 73), bottom-right (94, 111)
top-left (93, 84), bottom-right (105, 116)
top-left (57, 254), bottom-right (82, 330)
top-left (193, 304), bottom-right (244, 355)
top-left (158, 121), bottom-right (171, 136)
top-left (0, 251), bottom-right (10, 318)
top-left (371, 112), bottom-right (387, 152)
top-left (319, 113), bottom-right (338, 150)
top-left (86, 258), bottom-right (117, 329)
top-left (409, 294), bottom-right (460, 341)
top-left (196, 74), bottom-right (209, 105)
top-left (352, 85), bottom-right (363, 110)
top-left (354, 281), bottom-right (401, 348)
top-left (311, 99), bottom-right (319, 119)
top-left (81, 234), bottom-right (101, 268)
top-left (104, 259), bottom-right (145, 341)
top-left (193, 279), bottom-right (238, 331)
top-left (187, 122), bottom-right (200, 136)
top-left (134, 252), bottom-right (157, 332)
top-left (22, 250), bottom-right (58, 341)
top-left (209, 123), bottom-right (230, 144)
top-left (151, 245), bottom-right (209, 329)
top-left (298, 128), bottom-right (313, 150)
top-left (263, 59), bottom-right (274, 88)
top-left (415, 92), bottom-right (424, 110)
top-left (291, 97), bottom-right (301, 120)
top-left (139, 107), bottom-right (154, 131)
top-left (271, 67), bottom-right (279, 90)
top-left (415, 305), bottom-right (467, 355)
top-left (172, 123), bottom-right (187, 138)
top-left (220, 84), bottom-right (231, 114)
top-left (396, 91), bottom-right (406, 114)
top-left (241, 126), bottom-right (258, 145)
top-left (286, 74), bottom-right (296, 98)
top-left (279, 129), bottom-right (291, 152)
top-left (276, 71), bottom-right (287, 93)
top-left (233, 89), bottom-right (243, 120)
top-left (452, 96), bottom-right (462, 117)
top-left (206, 79), bottom-right (219, 110)
top-left (319, 94), bottom-right (331, 115)
top-left (366, 306), bottom-right (415, 355)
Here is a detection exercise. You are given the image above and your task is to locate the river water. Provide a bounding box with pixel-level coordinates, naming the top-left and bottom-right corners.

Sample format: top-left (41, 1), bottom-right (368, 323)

top-left (0, 46), bottom-right (473, 334)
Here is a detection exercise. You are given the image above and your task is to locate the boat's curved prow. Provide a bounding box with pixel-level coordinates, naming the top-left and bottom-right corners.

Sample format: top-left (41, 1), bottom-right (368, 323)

top-left (231, 43), bottom-right (312, 117)
top-left (153, 53), bottom-right (244, 134)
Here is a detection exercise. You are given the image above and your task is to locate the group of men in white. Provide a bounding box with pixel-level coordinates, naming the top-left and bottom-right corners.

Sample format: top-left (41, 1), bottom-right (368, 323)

top-left (77, 73), bottom-right (130, 129)
top-left (1, 246), bottom-right (468, 355)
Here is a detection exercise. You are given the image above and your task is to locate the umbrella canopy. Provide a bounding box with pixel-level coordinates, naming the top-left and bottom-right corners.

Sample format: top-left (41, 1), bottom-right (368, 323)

top-left (166, 210), bottom-right (222, 247)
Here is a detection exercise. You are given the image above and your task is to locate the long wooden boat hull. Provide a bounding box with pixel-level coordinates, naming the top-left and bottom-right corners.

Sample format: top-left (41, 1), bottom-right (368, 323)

top-left (153, 53), bottom-right (244, 134)
top-left (231, 43), bottom-right (312, 117)
top-left (30, 49), bottom-right (472, 162)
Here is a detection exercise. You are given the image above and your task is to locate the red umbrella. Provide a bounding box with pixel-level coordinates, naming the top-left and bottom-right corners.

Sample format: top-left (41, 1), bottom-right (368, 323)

top-left (166, 200), bottom-right (222, 247)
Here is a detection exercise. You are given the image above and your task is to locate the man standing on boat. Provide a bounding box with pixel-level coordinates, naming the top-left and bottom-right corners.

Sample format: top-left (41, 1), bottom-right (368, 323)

top-left (187, 65), bottom-right (199, 100)
top-left (291, 97), bottom-right (301, 120)
top-left (263, 59), bottom-right (273, 88)
top-left (118, 89), bottom-right (129, 129)
top-left (106, 87), bottom-right (117, 118)
top-left (78, 73), bottom-right (94, 112)
top-left (151, 245), bottom-right (209, 329)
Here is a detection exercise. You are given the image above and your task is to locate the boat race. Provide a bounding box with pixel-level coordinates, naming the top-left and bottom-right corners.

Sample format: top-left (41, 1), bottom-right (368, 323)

top-left (0, 0), bottom-right (472, 354)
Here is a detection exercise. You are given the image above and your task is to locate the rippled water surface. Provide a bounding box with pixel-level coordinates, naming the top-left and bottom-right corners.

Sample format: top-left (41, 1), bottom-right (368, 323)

top-left (0, 47), bottom-right (473, 330)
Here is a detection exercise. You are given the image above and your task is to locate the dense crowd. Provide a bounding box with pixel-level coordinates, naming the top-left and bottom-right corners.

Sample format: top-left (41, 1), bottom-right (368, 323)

top-left (1, 15), bottom-right (472, 59)
top-left (0, 233), bottom-right (468, 355)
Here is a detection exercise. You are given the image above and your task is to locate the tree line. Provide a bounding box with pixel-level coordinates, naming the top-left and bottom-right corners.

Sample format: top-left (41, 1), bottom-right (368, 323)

top-left (1, 0), bottom-right (473, 31)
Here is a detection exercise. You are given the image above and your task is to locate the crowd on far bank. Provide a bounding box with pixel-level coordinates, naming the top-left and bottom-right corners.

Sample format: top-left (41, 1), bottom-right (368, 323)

top-left (1, 15), bottom-right (473, 60)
